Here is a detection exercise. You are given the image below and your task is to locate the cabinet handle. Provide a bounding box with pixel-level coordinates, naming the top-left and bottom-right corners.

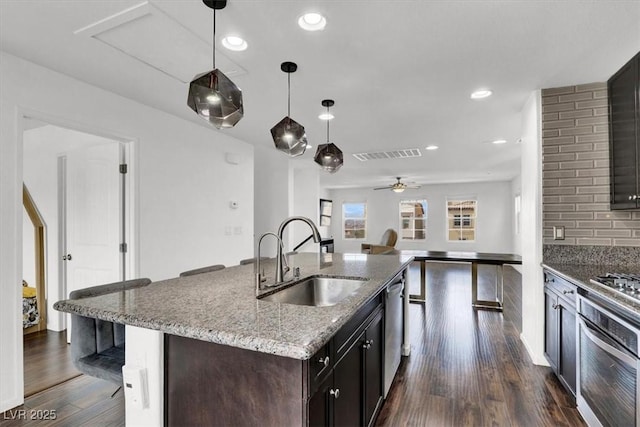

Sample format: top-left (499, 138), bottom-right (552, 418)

top-left (629, 195), bottom-right (638, 200)
top-left (362, 340), bottom-right (373, 350)
top-left (562, 290), bottom-right (574, 295)
top-left (318, 356), bottom-right (330, 367)
top-left (552, 303), bottom-right (559, 310)
top-left (330, 388), bottom-right (340, 399)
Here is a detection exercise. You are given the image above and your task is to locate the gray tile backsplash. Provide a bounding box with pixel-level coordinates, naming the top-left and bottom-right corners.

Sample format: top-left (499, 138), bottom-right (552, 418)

top-left (542, 83), bottom-right (640, 247)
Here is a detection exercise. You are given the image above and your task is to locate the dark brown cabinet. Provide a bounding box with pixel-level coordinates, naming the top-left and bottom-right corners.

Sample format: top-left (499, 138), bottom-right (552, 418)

top-left (308, 304), bottom-right (384, 427)
top-left (543, 270), bottom-right (577, 397)
top-left (165, 291), bottom-right (387, 427)
top-left (608, 50), bottom-right (640, 210)
top-left (363, 310), bottom-right (383, 427)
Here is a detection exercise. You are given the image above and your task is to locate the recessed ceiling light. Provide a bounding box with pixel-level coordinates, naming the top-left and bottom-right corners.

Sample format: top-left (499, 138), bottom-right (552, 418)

top-left (221, 36), bottom-right (248, 51)
top-left (298, 12), bottom-right (326, 31)
top-left (470, 89), bottom-right (492, 99)
top-left (492, 139), bottom-right (507, 144)
top-left (318, 112), bottom-right (334, 120)
top-left (425, 145), bottom-right (439, 150)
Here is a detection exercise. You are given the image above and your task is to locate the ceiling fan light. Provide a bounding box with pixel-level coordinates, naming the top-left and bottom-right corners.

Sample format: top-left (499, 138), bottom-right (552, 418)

top-left (271, 116), bottom-right (308, 157)
top-left (314, 143), bottom-right (343, 173)
top-left (392, 187), bottom-right (405, 193)
top-left (187, 69), bottom-right (244, 129)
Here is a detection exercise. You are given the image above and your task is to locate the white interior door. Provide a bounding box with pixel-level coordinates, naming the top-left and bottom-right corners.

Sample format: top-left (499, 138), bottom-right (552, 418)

top-left (64, 142), bottom-right (122, 339)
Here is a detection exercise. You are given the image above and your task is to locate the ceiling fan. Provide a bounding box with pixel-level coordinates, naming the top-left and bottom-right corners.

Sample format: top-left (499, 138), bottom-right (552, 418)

top-left (374, 177), bottom-right (421, 193)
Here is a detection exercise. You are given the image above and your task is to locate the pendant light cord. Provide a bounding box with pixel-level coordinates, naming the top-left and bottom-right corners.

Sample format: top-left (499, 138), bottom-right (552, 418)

top-left (326, 106), bottom-right (330, 142)
top-left (212, 9), bottom-right (216, 69)
top-left (287, 72), bottom-right (291, 117)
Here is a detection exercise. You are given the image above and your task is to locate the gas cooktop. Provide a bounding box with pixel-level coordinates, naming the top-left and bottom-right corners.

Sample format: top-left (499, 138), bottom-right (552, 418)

top-left (590, 273), bottom-right (640, 302)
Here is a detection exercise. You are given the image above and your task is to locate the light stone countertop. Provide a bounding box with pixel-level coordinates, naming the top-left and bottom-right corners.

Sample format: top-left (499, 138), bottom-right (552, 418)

top-left (54, 253), bottom-right (411, 360)
top-left (542, 262), bottom-right (640, 318)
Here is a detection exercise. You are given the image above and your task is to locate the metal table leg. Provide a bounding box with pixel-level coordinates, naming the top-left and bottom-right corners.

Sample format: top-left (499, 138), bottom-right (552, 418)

top-left (409, 260), bottom-right (426, 303)
top-left (471, 262), bottom-right (504, 311)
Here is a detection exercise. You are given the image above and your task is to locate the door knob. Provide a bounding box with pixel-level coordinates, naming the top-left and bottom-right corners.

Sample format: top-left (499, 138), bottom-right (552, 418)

top-left (62, 254), bottom-right (72, 261)
top-left (330, 388), bottom-right (340, 399)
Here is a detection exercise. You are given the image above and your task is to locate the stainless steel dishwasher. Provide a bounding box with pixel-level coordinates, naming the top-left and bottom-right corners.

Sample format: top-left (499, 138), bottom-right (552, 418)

top-left (384, 272), bottom-right (405, 397)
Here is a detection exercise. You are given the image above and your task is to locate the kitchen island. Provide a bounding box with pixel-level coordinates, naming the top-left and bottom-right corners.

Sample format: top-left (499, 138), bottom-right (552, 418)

top-left (54, 252), bottom-right (412, 426)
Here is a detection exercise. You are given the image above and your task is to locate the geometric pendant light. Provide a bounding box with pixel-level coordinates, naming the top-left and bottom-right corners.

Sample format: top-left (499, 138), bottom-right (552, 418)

top-left (270, 61), bottom-right (308, 157)
top-left (187, 0), bottom-right (244, 129)
top-left (314, 99), bottom-right (343, 173)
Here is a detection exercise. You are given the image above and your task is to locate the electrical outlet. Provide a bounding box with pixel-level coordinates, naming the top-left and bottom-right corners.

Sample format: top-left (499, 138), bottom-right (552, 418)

top-left (553, 226), bottom-right (565, 240)
top-left (122, 365), bottom-right (148, 409)
top-left (234, 226), bottom-right (242, 235)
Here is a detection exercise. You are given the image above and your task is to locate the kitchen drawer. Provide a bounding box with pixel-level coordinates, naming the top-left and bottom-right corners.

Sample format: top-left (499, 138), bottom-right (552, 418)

top-left (545, 271), bottom-right (577, 309)
top-left (308, 341), bottom-right (332, 392)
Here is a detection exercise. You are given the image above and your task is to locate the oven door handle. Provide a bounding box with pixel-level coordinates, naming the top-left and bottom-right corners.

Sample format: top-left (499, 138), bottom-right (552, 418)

top-left (579, 317), bottom-right (637, 367)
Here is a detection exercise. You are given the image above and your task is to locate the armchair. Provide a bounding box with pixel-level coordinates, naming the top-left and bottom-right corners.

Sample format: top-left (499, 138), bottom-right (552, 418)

top-left (361, 228), bottom-right (398, 254)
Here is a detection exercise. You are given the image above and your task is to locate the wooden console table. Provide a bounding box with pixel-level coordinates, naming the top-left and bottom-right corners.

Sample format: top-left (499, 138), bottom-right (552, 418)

top-left (400, 251), bottom-right (522, 311)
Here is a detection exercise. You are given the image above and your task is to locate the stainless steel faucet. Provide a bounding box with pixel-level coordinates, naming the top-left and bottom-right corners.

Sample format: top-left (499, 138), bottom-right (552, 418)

top-left (255, 232), bottom-right (288, 293)
top-left (276, 216), bottom-right (321, 283)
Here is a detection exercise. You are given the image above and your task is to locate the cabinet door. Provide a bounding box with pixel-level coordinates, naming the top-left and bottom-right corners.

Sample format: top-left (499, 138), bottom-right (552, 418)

top-left (334, 331), bottom-right (364, 427)
top-left (559, 305), bottom-right (577, 396)
top-left (309, 373), bottom-right (333, 427)
top-left (608, 54), bottom-right (639, 209)
top-left (364, 310), bottom-right (384, 427)
top-left (544, 288), bottom-right (559, 370)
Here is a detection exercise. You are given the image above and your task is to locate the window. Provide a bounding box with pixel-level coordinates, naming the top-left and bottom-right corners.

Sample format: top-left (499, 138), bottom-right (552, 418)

top-left (399, 200), bottom-right (427, 240)
top-left (447, 199), bottom-right (477, 241)
top-left (343, 202), bottom-right (366, 239)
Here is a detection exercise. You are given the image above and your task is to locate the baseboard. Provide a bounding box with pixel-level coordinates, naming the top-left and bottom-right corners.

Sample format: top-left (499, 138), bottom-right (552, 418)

top-left (520, 332), bottom-right (549, 366)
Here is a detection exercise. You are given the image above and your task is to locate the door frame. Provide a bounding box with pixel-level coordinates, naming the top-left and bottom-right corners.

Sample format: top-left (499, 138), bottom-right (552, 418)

top-left (16, 107), bottom-right (138, 343)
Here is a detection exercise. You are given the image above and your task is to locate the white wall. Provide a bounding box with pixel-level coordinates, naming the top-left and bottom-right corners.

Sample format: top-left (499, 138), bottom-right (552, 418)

top-left (254, 156), bottom-right (330, 257)
top-left (291, 167), bottom-right (321, 253)
top-left (23, 125), bottom-right (119, 331)
top-left (328, 181), bottom-right (515, 254)
top-left (519, 91), bottom-right (546, 365)
top-left (0, 52), bottom-right (254, 412)
top-left (511, 174), bottom-right (523, 256)
top-left (253, 146), bottom-right (291, 258)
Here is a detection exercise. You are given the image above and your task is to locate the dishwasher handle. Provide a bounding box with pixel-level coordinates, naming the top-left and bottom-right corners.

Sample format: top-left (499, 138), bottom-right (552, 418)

top-left (386, 280), bottom-right (404, 295)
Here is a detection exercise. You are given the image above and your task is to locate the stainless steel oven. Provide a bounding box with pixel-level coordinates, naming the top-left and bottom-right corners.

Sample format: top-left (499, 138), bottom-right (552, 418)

top-left (577, 295), bottom-right (640, 427)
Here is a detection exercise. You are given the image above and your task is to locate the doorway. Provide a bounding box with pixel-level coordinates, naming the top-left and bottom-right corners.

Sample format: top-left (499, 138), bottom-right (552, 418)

top-left (21, 116), bottom-right (135, 396)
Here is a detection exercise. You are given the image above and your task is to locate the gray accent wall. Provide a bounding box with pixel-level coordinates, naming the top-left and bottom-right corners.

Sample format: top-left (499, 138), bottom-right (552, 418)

top-left (541, 83), bottom-right (640, 247)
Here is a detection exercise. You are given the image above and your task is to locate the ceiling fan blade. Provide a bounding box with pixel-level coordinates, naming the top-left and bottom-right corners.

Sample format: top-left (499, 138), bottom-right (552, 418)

top-left (406, 185), bottom-right (421, 189)
top-left (373, 186), bottom-right (392, 190)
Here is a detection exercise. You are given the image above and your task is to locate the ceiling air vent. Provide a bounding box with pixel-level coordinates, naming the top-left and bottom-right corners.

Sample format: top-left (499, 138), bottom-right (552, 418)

top-left (352, 148), bottom-right (422, 162)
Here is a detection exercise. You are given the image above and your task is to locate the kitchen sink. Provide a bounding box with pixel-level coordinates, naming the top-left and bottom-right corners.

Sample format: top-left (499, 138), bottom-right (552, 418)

top-left (258, 276), bottom-right (369, 307)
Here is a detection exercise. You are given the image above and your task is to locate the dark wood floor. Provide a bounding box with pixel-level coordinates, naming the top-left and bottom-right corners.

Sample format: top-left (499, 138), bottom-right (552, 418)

top-left (376, 262), bottom-right (585, 427)
top-left (3, 262), bottom-right (582, 426)
top-left (0, 375), bottom-right (124, 427)
top-left (23, 330), bottom-right (80, 397)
